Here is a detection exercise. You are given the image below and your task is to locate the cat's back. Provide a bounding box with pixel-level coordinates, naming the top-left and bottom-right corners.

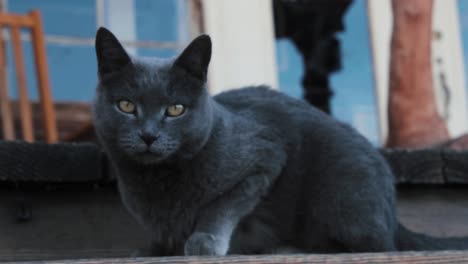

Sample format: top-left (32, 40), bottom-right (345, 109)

top-left (215, 86), bottom-right (311, 114)
top-left (214, 86), bottom-right (385, 168)
top-left (214, 86), bottom-right (323, 126)
top-left (213, 86), bottom-right (343, 141)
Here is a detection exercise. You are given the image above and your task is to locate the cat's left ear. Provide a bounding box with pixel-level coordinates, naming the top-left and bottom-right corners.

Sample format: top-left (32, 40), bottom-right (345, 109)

top-left (95, 27), bottom-right (131, 78)
top-left (173, 35), bottom-right (212, 81)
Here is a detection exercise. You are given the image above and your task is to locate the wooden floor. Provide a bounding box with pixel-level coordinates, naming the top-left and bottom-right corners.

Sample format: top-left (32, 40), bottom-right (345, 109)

top-left (2, 186), bottom-right (468, 262)
top-left (7, 251), bottom-right (468, 264)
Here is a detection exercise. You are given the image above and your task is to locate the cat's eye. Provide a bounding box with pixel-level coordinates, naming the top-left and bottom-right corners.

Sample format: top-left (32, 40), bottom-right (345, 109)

top-left (117, 100), bottom-right (136, 114)
top-left (166, 104), bottom-right (185, 117)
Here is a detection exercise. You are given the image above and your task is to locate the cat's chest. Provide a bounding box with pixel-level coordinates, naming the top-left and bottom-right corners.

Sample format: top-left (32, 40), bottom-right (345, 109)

top-left (116, 165), bottom-right (212, 231)
top-left (119, 167), bottom-right (201, 207)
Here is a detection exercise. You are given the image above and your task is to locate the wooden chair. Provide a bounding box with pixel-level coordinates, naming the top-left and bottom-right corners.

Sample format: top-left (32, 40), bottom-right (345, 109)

top-left (0, 10), bottom-right (58, 143)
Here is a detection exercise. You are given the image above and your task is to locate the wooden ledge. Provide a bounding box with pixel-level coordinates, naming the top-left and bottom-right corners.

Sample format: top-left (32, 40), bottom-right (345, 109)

top-left (18, 251), bottom-right (468, 264)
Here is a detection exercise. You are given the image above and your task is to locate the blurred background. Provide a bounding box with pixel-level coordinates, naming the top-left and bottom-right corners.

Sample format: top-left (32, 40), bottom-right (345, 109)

top-left (0, 0), bottom-right (414, 146)
top-left (2, 0), bottom-right (468, 147)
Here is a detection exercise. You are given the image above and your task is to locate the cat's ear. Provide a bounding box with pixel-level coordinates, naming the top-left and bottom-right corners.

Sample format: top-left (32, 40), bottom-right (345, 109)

top-left (95, 27), bottom-right (131, 78)
top-left (173, 34), bottom-right (212, 81)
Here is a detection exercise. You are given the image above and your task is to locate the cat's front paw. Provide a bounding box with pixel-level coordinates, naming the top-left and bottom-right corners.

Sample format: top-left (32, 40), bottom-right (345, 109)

top-left (184, 232), bottom-right (226, 256)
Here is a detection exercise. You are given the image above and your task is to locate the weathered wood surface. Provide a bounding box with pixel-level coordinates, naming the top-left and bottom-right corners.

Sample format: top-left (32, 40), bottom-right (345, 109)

top-left (8, 251), bottom-right (468, 264)
top-left (381, 148), bottom-right (468, 184)
top-left (2, 187), bottom-right (468, 262)
top-left (386, 0), bottom-right (449, 148)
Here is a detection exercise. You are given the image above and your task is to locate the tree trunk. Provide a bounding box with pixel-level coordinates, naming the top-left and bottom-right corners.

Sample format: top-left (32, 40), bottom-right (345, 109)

top-left (386, 0), bottom-right (449, 148)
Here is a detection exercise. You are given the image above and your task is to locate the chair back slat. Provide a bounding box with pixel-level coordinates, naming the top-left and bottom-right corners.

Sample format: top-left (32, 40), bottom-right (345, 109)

top-left (0, 10), bottom-right (58, 143)
top-left (11, 25), bottom-right (34, 142)
top-left (30, 10), bottom-right (57, 143)
top-left (0, 13), bottom-right (34, 27)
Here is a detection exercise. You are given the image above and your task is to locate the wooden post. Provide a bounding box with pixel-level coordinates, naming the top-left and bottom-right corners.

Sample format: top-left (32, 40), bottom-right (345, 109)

top-left (386, 0), bottom-right (449, 148)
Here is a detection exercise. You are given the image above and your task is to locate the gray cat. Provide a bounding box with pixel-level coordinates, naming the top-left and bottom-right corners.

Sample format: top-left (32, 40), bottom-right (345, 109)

top-left (93, 27), bottom-right (468, 256)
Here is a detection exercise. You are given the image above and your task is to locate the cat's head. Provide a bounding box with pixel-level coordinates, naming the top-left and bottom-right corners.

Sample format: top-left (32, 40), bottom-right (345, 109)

top-left (93, 27), bottom-right (214, 164)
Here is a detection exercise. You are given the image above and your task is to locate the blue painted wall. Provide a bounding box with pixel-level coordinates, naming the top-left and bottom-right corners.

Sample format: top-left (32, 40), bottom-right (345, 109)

top-left (7, 0), bottom-right (179, 102)
top-left (9, 0), bottom-right (97, 101)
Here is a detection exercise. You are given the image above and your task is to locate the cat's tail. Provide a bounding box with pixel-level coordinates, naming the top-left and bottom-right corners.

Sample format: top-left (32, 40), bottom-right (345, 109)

top-left (396, 223), bottom-right (468, 250)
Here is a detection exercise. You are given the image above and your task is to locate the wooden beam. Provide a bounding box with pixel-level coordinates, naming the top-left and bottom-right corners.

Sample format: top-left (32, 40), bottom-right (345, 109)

top-left (386, 0), bottom-right (449, 148)
top-left (19, 251), bottom-right (468, 263)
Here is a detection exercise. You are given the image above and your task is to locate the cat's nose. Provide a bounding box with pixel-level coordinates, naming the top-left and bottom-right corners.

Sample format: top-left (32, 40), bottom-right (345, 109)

top-left (140, 133), bottom-right (158, 146)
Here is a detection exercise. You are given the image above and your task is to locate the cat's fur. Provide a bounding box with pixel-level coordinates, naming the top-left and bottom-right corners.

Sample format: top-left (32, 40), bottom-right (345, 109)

top-left (93, 27), bottom-right (468, 256)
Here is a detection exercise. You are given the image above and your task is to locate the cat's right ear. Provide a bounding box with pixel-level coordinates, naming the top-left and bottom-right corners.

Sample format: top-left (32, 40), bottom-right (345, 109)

top-left (173, 34), bottom-right (212, 82)
top-left (95, 27), bottom-right (131, 78)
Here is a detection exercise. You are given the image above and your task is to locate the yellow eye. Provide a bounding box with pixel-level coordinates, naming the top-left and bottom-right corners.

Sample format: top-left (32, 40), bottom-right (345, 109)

top-left (166, 104), bottom-right (185, 117)
top-left (118, 100), bottom-right (135, 113)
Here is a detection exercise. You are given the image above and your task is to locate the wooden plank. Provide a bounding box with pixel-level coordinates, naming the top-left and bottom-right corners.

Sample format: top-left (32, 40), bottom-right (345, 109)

top-left (11, 251), bottom-right (468, 264)
top-left (0, 26), bottom-right (14, 140)
top-left (29, 10), bottom-right (57, 143)
top-left (0, 12), bottom-right (34, 27)
top-left (386, 0), bottom-right (449, 148)
top-left (10, 25), bottom-right (34, 142)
